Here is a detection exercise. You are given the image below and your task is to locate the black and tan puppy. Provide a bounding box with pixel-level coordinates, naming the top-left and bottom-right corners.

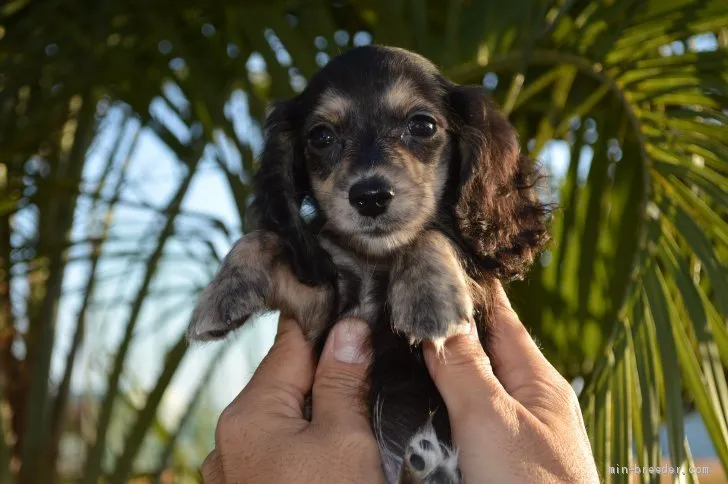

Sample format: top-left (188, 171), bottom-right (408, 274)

top-left (188, 45), bottom-right (549, 484)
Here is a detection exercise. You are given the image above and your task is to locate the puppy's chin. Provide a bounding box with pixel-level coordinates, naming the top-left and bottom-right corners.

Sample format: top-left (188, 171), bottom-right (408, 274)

top-left (348, 229), bottom-right (419, 257)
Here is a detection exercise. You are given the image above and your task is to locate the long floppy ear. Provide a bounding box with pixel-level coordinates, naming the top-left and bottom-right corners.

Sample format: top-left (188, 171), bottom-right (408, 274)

top-left (250, 100), bottom-right (336, 286)
top-left (448, 85), bottom-right (549, 280)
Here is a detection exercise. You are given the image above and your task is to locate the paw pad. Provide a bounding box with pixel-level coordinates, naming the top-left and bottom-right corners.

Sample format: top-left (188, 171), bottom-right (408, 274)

top-left (400, 421), bottom-right (461, 484)
top-left (409, 452), bottom-right (426, 471)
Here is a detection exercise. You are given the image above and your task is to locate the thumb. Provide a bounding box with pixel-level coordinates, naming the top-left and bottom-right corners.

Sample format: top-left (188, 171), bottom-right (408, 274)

top-left (311, 319), bottom-right (372, 430)
top-left (423, 321), bottom-right (507, 418)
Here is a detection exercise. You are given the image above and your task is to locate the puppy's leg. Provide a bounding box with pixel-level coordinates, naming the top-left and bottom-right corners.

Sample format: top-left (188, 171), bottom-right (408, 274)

top-left (400, 420), bottom-right (461, 484)
top-left (187, 231), bottom-right (276, 340)
top-left (389, 230), bottom-right (473, 346)
top-left (187, 231), bottom-right (334, 342)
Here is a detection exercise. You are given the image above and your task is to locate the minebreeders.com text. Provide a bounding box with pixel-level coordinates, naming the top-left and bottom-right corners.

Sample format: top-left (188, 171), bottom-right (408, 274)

top-left (609, 465), bottom-right (710, 476)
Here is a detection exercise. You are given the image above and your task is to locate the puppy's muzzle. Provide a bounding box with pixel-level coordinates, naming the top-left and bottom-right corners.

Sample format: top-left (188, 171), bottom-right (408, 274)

top-left (349, 177), bottom-right (394, 217)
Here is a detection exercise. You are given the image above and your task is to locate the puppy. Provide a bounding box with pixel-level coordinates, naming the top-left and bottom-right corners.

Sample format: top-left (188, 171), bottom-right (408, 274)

top-left (188, 45), bottom-right (549, 484)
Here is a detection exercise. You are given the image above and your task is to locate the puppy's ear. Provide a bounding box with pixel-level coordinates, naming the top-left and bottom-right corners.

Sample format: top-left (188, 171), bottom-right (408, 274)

top-left (251, 100), bottom-right (336, 286)
top-left (448, 85), bottom-right (549, 280)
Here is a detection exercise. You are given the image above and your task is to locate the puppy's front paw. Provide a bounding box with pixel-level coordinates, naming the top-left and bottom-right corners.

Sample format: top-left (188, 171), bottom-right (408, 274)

top-left (400, 421), bottom-right (461, 484)
top-left (187, 233), bottom-right (274, 341)
top-left (389, 272), bottom-right (473, 345)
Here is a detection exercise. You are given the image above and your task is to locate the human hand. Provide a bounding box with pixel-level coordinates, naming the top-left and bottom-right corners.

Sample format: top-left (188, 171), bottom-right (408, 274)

top-left (423, 282), bottom-right (599, 484)
top-left (202, 316), bottom-right (385, 484)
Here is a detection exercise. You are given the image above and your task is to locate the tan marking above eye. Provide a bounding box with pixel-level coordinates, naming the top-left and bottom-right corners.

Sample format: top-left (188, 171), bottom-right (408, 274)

top-left (384, 78), bottom-right (420, 117)
top-left (384, 77), bottom-right (440, 121)
top-left (313, 88), bottom-right (352, 124)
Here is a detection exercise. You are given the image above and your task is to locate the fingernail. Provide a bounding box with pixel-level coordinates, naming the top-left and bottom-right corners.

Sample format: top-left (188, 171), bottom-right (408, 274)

top-left (331, 319), bottom-right (370, 364)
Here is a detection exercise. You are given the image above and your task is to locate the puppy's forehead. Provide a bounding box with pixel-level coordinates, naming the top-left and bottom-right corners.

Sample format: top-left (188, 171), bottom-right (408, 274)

top-left (311, 78), bottom-right (434, 120)
top-left (304, 45), bottom-right (445, 117)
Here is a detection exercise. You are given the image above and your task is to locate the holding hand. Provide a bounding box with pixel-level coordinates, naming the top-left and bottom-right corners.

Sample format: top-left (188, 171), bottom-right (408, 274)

top-left (423, 282), bottom-right (599, 483)
top-left (202, 283), bottom-right (599, 483)
top-left (202, 317), bottom-right (385, 484)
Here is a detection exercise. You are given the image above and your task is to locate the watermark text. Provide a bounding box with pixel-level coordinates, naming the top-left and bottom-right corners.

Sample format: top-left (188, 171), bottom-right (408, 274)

top-left (609, 465), bottom-right (710, 476)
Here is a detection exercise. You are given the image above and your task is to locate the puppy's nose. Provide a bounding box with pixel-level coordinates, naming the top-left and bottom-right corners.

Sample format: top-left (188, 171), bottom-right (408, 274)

top-left (348, 178), bottom-right (394, 217)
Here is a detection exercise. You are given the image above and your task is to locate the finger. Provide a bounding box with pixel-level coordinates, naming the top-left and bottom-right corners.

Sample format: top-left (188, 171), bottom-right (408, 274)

top-left (423, 319), bottom-right (507, 418)
top-left (488, 282), bottom-right (560, 396)
top-left (311, 318), bottom-right (372, 430)
top-left (235, 315), bottom-right (315, 418)
top-left (201, 449), bottom-right (224, 483)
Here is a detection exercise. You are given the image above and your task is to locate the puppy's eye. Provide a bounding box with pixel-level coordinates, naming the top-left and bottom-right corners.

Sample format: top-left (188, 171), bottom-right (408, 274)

top-left (407, 114), bottom-right (437, 138)
top-left (308, 125), bottom-right (337, 150)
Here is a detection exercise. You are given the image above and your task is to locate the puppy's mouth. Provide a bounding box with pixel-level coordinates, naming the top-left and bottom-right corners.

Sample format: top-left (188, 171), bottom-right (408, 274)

top-left (312, 182), bottom-right (425, 255)
top-left (321, 213), bottom-right (413, 256)
top-left (364, 227), bottom-right (391, 236)
top-left (357, 216), bottom-right (404, 237)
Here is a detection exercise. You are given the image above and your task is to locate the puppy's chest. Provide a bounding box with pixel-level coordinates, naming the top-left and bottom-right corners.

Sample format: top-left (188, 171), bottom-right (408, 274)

top-left (321, 238), bottom-right (390, 324)
top-left (337, 263), bottom-right (389, 324)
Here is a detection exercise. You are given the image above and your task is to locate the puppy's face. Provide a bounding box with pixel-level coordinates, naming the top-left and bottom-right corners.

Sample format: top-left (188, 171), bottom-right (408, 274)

top-left (298, 48), bottom-right (452, 256)
top-left (257, 45), bottom-right (547, 282)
